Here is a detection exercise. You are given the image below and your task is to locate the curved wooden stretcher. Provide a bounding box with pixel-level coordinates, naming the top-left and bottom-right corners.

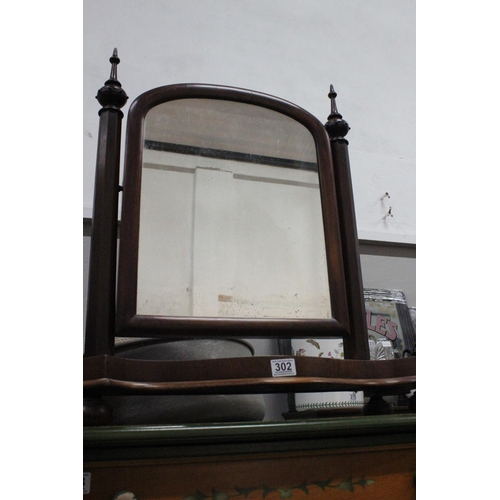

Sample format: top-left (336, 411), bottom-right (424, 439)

top-left (84, 355), bottom-right (415, 397)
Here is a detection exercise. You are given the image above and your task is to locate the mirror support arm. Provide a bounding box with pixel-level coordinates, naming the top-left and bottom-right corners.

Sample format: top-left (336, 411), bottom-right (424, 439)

top-left (84, 49), bottom-right (128, 357)
top-left (325, 85), bottom-right (370, 360)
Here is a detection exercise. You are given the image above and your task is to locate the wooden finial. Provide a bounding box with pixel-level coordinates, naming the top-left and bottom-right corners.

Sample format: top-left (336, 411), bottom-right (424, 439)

top-left (106, 48), bottom-right (121, 85)
top-left (328, 84), bottom-right (341, 119)
top-left (325, 83), bottom-right (350, 140)
top-left (96, 48), bottom-right (128, 111)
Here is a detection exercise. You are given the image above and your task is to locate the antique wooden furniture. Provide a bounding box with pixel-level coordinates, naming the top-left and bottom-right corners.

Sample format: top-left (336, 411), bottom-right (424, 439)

top-left (83, 50), bottom-right (416, 425)
top-left (83, 414), bottom-right (416, 499)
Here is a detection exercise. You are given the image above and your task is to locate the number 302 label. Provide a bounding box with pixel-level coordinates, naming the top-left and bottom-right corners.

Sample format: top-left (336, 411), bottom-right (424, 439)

top-left (270, 358), bottom-right (297, 377)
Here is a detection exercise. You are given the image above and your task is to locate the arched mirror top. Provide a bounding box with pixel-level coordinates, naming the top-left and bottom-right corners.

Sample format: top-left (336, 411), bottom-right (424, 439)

top-left (124, 84), bottom-right (335, 169)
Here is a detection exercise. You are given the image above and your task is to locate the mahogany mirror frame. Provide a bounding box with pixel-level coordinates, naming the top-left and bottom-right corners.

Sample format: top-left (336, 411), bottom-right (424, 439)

top-left (116, 83), bottom-right (352, 341)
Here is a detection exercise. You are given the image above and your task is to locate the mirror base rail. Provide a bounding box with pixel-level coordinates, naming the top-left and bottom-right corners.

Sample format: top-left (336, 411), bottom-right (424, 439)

top-left (83, 355), bottom-right (415, 396)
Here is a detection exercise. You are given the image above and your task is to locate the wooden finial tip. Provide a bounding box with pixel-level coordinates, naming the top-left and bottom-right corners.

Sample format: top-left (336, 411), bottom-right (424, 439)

top-left (109, 48), bottom-right (120, 65)
top-left (106, 48), bottom-right (122, 85)
top-left (96, 48), bottom-right (128, 109)
top-left (328, 83), bottom-right (340, 117)
top-left (325, 83), bottom-right (349, 139)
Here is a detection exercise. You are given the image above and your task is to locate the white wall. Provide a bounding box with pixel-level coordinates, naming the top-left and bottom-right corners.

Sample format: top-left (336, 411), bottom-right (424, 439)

top-left (83, 0), bottom-right (415, 244)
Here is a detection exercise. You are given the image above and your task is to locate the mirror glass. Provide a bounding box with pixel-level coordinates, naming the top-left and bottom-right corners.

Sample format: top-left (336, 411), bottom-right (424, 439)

top-left (137, 98), bottom-right (331, 319)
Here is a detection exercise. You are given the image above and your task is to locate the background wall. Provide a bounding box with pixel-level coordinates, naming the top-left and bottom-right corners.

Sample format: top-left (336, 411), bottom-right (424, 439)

top-left (83, 0), bottom-right (415, 244)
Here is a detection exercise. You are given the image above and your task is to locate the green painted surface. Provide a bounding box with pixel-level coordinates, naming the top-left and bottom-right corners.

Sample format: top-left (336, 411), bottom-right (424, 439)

top-left (84, 414), bottom-right (415, 462)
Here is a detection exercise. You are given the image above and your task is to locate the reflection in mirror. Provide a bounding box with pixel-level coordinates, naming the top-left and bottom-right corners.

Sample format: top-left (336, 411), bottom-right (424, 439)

top-left (137, 98), bottom-right (331, 319)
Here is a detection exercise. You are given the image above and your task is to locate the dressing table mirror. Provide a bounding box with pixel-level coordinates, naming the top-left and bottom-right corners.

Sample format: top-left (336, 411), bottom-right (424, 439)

top-left (83, 51), bottom-right (415, 426)
top-left (117, 84), bottom-right (351, 341)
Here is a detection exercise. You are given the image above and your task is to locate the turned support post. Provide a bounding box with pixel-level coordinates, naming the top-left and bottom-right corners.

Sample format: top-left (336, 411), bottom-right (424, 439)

top-left (324, 85), bottom-right (369, 360)
top-left (84, 49), bottom-right (128, 357)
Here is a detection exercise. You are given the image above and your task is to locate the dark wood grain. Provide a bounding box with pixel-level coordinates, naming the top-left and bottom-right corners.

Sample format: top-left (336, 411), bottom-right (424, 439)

top-left (325, 86), bottom-right (370, 360)
top-left (83, 355), bottom-right (415, 397)
top-left (84, 49), bottom-right (128, 357)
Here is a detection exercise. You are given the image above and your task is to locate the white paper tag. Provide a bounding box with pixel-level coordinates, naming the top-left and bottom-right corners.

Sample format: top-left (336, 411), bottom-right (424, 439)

top-left (83, 473), bottom-right (91, 494)
top-left (270, 358), bottom-right (297, 377)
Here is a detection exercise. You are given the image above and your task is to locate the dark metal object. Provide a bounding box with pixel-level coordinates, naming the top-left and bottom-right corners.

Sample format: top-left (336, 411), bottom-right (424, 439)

top-left (102, 339), bottom-right (266, 425)
top-left (84, 49), bottom-right (128, 357)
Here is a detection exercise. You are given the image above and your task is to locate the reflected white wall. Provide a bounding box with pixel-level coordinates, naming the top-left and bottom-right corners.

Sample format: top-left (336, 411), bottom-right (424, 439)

top-left (137, 155), bottom-right (330, 319)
